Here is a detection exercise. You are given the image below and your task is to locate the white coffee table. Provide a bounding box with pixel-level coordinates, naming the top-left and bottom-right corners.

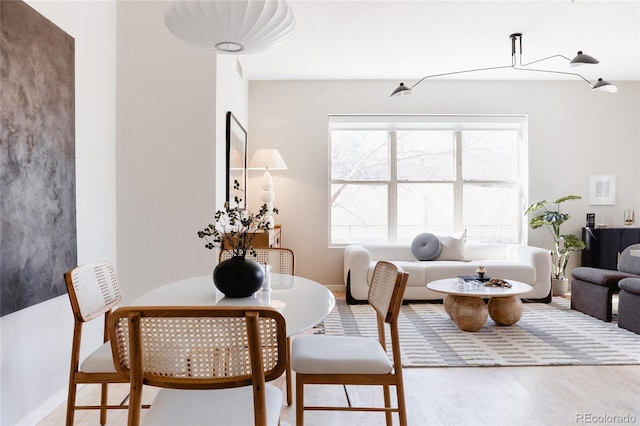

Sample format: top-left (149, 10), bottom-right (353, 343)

top-left (427, 278), bottom-right (533, 331)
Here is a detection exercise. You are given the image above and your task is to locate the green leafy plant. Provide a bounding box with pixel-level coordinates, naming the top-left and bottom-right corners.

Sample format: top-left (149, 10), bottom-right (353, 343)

top-left (524, 195), bottom-right (586, 279)
top-left (197, 180), bottom-right (278, 257)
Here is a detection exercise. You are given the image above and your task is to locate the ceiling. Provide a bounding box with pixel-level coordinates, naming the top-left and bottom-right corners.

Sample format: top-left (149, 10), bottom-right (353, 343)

top-left (238, 0), bottom-right (640, 85)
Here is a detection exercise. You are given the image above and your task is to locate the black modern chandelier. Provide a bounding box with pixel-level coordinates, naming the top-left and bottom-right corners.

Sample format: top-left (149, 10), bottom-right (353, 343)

top-left (390, 33), bottom-right (617, 97)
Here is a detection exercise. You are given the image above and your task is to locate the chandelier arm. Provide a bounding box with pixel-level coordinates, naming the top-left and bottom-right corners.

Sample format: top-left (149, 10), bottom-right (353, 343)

top-left (393, 33), bottom-right (614, 97)
top-left (511, 66), bottom-right (594, 87)
top-left (519, 54), bottom-right (573, 67)
top-left (409, 64), bottom-right (513, 90)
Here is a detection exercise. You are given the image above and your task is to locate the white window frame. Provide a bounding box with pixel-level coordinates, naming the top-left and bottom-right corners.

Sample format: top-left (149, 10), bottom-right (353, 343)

top-left (328, 114), bottom-right (529, 246)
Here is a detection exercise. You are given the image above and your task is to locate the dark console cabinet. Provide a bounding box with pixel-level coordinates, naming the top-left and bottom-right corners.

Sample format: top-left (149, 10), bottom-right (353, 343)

top-left (581, 227), bottom-right (640, 270)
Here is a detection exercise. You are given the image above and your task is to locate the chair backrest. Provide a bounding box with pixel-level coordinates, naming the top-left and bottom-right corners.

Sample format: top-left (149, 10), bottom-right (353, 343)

top-left (219, 248), bottom-right (295, 275)
top-left (618, 244), bottom-right (640, 275)
top-left (110, 306), bottom-right (287, 387)
top-left (65, 262), bottom-right (122, 323)
top-left (109, 306), bottom-right (287, 425)
top-left (367, 261), bottom-right (408, 324)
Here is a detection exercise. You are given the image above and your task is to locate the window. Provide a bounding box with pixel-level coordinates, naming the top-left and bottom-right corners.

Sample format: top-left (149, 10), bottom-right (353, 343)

top-left (329, 115), bottom-right (528, 245)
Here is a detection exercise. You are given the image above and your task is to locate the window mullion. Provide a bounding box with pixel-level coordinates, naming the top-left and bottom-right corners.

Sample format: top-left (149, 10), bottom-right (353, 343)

top-left (389, 131), bottom-right (397, 242)
top-left (454, 131), bottom-right (463, 231)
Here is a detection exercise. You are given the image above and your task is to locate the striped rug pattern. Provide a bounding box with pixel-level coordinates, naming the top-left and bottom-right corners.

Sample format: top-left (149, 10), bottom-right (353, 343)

top-left (318, 297), bottom-right (640, 367)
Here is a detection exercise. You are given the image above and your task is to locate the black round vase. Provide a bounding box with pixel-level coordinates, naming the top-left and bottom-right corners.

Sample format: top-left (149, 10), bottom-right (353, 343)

top-left (213, 256), bottom-right (264, 298)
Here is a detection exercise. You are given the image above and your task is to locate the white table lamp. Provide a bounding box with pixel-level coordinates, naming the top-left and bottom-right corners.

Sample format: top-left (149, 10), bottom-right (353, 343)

top-left (249, 149), bottom-right (287, 228)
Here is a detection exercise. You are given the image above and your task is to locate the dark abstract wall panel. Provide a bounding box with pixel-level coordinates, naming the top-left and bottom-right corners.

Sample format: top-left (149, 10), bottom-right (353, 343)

top-left (1, 1), bottom-right (76, 316)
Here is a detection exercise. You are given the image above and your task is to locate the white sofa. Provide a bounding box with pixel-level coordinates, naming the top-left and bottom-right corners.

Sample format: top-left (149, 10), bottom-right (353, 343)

top-left (343, 243), bottom-right (552, 303)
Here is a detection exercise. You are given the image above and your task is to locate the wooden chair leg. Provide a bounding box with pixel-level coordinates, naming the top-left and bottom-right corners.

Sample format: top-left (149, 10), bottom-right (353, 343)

top-left (383, 384), bottom-right (392, 426)
top-left (397, 383), bottom-right (408, 426)
top-left (286, 336), bottom-right (292, 406)
top-left (100, 383), bottom-right (108, 425)
top-left (65, 382), bottom-right (76, 426)
top-left (295, 374), bottom-right (304, 426)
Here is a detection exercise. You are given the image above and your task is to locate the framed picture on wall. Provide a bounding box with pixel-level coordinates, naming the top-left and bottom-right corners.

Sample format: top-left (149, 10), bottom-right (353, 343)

top-left (589, 175), bottom-right (616, 205)
top-left (1, 0), bottom-right (77, 316)
top-left (226, 111), bottom-right (247, 209)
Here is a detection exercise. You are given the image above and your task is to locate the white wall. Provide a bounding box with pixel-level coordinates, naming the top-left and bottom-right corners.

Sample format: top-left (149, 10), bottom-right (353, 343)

top-left (116, 1), bottom-right (250, 305)
top-left (217, 55), bottom-right (250, 206)
top-left (248, 79), bottom-right (640, 288)
top-left (1, 1), bottom-right (248, 422)
top-left (1, 1), bottom-right (117, 424)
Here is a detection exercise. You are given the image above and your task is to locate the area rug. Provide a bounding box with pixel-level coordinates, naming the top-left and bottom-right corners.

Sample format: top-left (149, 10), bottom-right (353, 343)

top-left (317, 297), bottom-right (640, 367)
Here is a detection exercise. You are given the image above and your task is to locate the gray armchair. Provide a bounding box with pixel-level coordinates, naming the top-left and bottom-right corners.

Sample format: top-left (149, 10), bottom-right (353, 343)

top-left (618, 278), bottom-right (640, 334)
top-left (570, 244), bottom-right (640, 322)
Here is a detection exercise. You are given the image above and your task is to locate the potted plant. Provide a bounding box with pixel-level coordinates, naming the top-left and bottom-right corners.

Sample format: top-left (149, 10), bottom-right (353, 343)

top-left (524, 195), bottom-right (586, 297)
top-left (197, 180), bottom-right (278, 297)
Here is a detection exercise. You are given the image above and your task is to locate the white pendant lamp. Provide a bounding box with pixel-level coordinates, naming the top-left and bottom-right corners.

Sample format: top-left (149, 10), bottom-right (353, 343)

top-left (164, 0), bottom-right (295, 54)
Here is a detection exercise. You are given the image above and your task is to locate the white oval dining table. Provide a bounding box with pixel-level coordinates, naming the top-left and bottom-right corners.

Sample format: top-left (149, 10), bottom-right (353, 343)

top-left (131, 273), bottom-right (336, 337)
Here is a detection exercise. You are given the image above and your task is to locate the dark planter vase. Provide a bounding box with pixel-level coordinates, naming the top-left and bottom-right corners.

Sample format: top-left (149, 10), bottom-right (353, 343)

top-left (213, 256), bottom-right (264, 298)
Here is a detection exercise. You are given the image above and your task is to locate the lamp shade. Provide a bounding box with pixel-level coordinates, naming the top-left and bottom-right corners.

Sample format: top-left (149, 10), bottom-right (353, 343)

top-left (569, 51), bottom-right (599, 67)
top-left (164, 0), bottom-right (295, 54)
top-left (249, 149), bottom-right (288, 170)
top-left (592, 78), bottom-right (618, 93)
top-left (390, 82), bottom-right (412, 98)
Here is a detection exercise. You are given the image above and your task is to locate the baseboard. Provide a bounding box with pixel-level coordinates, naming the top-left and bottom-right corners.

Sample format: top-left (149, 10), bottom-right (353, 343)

top-left (17, 385), bottom-right (67, 426)
top-left (325, 284), bottom-right (345, 293)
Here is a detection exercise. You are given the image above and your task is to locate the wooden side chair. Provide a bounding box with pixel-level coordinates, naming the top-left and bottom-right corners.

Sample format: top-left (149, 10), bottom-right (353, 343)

top-left (109, 306), bottom-right (288, 426)
top-left (291, 261), bottom-right (409, 426)
top-left (220, 247), bottom-right (296, 405)
top-left (64, 262), bottom-right (131, 425)
top-left (219, 247), bottom-right (295, 275)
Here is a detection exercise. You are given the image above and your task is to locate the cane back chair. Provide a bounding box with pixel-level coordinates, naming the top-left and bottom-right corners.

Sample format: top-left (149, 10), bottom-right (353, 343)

top-left (219, 247), bottom-right (294, 275)
top-left (291, 261), bottom-right (409, 426)
top-left (109, 306), bottom-right (287, 426)
top-left (64, 262), bottom-right (132, 425)
top-left (220, 247), bottom-right (296, 405)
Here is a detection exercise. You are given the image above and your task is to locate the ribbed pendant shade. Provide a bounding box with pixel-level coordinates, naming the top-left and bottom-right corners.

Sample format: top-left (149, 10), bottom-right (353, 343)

top-left (164, 0), bottom-right (295, 54)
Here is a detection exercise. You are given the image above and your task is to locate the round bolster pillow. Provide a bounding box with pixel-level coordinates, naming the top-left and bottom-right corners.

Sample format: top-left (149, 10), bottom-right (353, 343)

top-left (411, 233), bottom-right (442, 261)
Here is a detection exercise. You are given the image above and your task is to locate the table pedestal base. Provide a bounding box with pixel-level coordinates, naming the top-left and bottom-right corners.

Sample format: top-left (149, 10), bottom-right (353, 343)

top-left (488, 296), bottom-right (523, 326)
top-left (451, 296), bottom-right (488, 332)
top-left (443, 294), bottom-right (457, 318)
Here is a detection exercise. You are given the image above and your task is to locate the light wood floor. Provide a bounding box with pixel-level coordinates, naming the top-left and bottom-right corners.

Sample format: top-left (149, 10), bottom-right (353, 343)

top-left (40, 293), bottom-right (639, 425)
top-left (39, 365), bottom-right (639, 425)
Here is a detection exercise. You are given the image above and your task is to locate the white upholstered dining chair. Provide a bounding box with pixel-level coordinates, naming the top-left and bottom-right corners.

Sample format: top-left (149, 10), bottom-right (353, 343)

top-left (109, 306), bottom-right (287, 426)
top-left (291, 261), bottom-right (409, 426)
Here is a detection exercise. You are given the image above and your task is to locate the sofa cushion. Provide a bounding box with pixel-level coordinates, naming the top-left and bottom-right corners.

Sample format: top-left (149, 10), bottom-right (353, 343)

top-left (619, 278), bottom-right (640, 295)
top-left (421, 261), bottom-right (536, 286)
top-left (570, 267), bottom-right (638, 286)
top-left (436, 231), bottom-right (469, 261)
top-left (618, 244), bottom-right (640, 275)
top-left (370, 261), bottom-right (426, 286)
top-left (368, 260), bottom-right (535, 288)
top-left (410, 233), bottom-right (442, 261)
